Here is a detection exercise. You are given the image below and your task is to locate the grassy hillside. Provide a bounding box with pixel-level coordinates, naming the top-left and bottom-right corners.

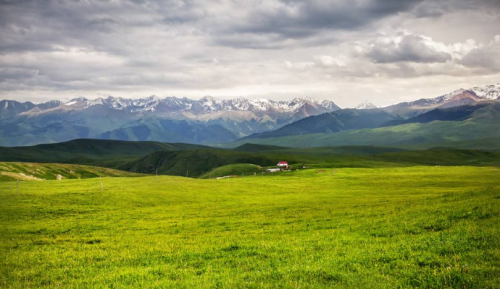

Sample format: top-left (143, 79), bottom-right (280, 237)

top-left (199, 163), bottom-right (263, 179)
top-left (0, 162), bottom-right (142, 181)
top-left (373, 148), bottom-right (500, 167)
top-left (1, 166), bottom-right (499, 287)
top-left (233, 143), bottom-right (290, 152)
top-left (121, 150), bottom-right (278, 177)
top-left (260, 145), bottom-right (406, 156)
top-left (0, 138), bottom-right (212, 166)
top-left (120, 148), bottom-right (412, 178)
top-left (120, 146), bottom-right (500, 178)
top-left (226, 102), bottom-right (500, 149)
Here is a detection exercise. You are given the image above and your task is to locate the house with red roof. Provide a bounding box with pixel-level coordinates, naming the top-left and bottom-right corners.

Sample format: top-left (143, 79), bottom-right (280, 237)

top-left (277, 161), bottom-right (288, 167)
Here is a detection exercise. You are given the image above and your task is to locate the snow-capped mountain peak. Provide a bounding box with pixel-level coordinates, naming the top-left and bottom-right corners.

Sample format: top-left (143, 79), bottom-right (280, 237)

top-left (469, 83), bottom-right (500, 99)
top-left (54, 95), bottom-right (341, 116)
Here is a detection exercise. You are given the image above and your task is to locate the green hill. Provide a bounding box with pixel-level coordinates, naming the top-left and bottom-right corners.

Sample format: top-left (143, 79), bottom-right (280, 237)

top-left (0, 162), bottom-right (142, 182)
top-left (120, 150), bottom-right (278, 177)
top-left (261, 146), bottom-right (406, 156)
top-left (199, 163), bottom-right (263, 179)
top-left (0, 139), bottom-right (212, 166)
top-left (373, 148), bottom-right (500, 167)
top-left (233, 143), bottom-right (290, 152)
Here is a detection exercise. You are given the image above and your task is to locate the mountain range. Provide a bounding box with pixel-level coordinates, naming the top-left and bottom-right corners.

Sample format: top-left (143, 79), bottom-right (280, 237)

top-left (227, 101), bottom-right (500, 149)
top-left (383, 84), bottom-right (500, 117)
top-left (0, 83), bottom-right (499, 147)
top-left (0, 96), bottom-right (340, 146)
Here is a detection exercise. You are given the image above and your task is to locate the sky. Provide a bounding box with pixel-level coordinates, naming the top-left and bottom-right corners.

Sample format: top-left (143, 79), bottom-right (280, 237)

top-left (0, 0), bottom-right (499, 108)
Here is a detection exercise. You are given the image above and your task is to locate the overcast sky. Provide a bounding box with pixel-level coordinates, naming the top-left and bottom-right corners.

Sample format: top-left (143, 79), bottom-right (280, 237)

top-left (1, 0), bottom-right (499, 107)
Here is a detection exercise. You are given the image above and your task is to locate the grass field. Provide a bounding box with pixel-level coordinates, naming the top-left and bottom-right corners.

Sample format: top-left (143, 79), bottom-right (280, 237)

top-left (1, 166), bottom-right (499, 288)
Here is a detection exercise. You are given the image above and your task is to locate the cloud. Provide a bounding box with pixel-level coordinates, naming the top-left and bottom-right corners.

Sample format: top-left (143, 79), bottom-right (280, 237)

top-left (209, 0), bottom-right (425, 48)
top-left (460, 35), bottom-right (500, 71)
top-left (366, 33), bottom-right (453, 63)
top-left (0, 0), bottom-right (499, 107)
top-left (411, 0), bottom-right (500, 18)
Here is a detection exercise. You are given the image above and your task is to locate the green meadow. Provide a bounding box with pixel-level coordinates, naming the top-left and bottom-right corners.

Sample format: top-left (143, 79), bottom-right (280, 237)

top-left (1, 166), bottom-right (499, 288)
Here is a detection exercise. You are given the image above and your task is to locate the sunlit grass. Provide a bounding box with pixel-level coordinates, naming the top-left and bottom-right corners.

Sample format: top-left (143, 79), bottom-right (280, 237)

top-left (1, 166), bottom-right (499, 288)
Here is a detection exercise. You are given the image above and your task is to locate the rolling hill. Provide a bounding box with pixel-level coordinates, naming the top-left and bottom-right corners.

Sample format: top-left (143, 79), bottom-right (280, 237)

top-left (119, 150), bottom-right (278, 177)
top-left (0, 139), bottom-right (211, 166)
top-left (199, 164), bottom-right (263, 179)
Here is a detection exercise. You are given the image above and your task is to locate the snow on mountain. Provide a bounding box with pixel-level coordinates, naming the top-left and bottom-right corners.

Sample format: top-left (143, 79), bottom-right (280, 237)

top-left (56, 95), bottom-right (340, 115)
top-left (428, 83), bottom-right (500, 105)
top-left (382, 83), bottom-right (500, 118)
top-left (356, 101), bottom-right (378, 109)
top-left (469, 83), bottom-right (500, 99)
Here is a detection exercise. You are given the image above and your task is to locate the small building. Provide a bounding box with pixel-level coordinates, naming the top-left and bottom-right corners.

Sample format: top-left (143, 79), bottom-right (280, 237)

top-left (277, 161), bottom-right (288, 167)
top-left (265, 168), bottom-right (281, 173)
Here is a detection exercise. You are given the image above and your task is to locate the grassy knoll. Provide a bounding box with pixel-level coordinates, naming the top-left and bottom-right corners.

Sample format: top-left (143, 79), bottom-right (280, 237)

top-left (199, 163), bottom-right (263, 179)
top-left (1, 166), bottom-right (499, 288)
top-left (0, 162), bottom-right (143, 181)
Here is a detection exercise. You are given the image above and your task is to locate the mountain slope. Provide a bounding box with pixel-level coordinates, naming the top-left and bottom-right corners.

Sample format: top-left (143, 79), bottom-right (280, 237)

top-left (381, 102), bottom-right (491, 127)
top-left (99, 118), bottom-right (237, 144)
top-left (226, 102), bottom-right (500, 149)
top-left (0, 139), bottom-right (211, 165)
top-left (0, 100), bottom-right (36, 120)
top-left (382, 83), bottom-right (500, 117)
top-left (244, 109), bottom-right (401, 139)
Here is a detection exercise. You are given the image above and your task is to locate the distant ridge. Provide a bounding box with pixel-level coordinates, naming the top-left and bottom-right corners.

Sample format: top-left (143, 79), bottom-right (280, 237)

top-left (1, 83), bottom-right (499, 146)
top-left (382, 83), bottom-right (500, 117)
top-left (0, 96), bottom-right (341, 146)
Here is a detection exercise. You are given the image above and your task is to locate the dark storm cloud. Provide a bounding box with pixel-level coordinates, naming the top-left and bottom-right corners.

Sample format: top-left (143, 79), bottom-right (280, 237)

top-left (0, 0), bottom-right (201, 54)
top-left (210, 0), bottom-right (426, 47)
top-left (412, 0), bottom-right (500, 18)
top-left (235, 0), bottom-right (422, 33)
top-left (2, 0), bottom-right (428, 53)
